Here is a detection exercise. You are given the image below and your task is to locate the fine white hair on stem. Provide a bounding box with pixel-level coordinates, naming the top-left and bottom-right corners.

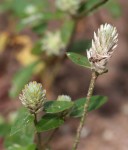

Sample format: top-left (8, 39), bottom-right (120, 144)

top-left (87, 23), bottom-right (118, 74)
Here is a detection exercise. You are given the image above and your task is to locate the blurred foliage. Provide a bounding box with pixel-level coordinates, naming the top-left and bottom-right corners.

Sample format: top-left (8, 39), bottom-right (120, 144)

top-left (4, 108), bottom-right (35, 150)
top-left (105, 0), bottom-right (122, 18)
top-left (70, 40), bottom-right (91, 53)
top-left (0, 0), bottom-right (122, 98)
top-left (0, 32), bottom-right (9, 53)
top-left (9, 61), bottom-right (41, 98)
top-left (0, 0), bottom-right (121, 149)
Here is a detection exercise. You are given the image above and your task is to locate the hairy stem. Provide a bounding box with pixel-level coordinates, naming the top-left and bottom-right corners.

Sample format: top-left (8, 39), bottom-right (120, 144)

top-left (72, 71), bottom-right (98, 150)
top-left (34, 113), bottom-right (42, 150)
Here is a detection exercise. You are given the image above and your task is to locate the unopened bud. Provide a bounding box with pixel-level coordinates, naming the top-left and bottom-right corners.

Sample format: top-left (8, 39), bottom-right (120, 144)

top-left (57, 95), bottom-right (71, 102)
top-left (19, 81), bottom-right (46, 113)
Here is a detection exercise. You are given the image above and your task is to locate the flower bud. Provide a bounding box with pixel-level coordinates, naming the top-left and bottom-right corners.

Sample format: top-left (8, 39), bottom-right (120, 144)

top-left (57, 95), bottom-right (71, 102)
top-left (19, 81), bottom-right (46, 113)
top-left (87, 23), bottom-right (118, 74)
top-left (55, 0), bottom-right (82, 15)
top-left (41, 31), bottom-right (65, 56)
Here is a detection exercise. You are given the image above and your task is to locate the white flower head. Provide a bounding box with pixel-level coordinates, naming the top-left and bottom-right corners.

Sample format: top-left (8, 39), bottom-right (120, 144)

top-left (41, 31), bottom-right (65, 56)
top-left (87, 23), bottom-right (118, 74)
top-left (24, 5), bottom-right (37, 15)
top-left (55, 0), bottom-right (82, 15)
top-left (57, 95), bottom-right (71, 102)
top-left (19, 81), bottom-right (46, 113)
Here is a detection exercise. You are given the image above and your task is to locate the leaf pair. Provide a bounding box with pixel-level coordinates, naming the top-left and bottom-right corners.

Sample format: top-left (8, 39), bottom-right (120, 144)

top-left (36, 95), bottom-right (107, 132)
top-left (10, 95), bottom-right (107, 135)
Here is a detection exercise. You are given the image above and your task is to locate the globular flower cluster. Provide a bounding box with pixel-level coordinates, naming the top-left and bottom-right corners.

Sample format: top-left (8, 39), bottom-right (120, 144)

top-left (19, 81), bottom-right (46, 113)
top-left (41, 31), bottom-right (65, 56)
top-left (87, 23), bottom-right (118, 74)
top-left (57, 95), bottom-right (71, 102)
top-left (55, 0), bottom-right (82, 15)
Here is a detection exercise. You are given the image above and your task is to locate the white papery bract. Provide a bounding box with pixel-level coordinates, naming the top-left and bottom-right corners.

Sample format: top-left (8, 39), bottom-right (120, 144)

top-left (19, 81), bottom-right (46, 113)
top-left (57, 95), bottom-right (71, 102)
top-left (87, 24), bottom-right (118, 74)
top-left (41, 31), bottom-right (65, 56)
top-left (55, 0), bottom-right (82, 15)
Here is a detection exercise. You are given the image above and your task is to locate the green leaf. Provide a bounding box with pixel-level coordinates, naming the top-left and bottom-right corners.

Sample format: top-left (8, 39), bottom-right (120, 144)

top-left (10, 61), bottom-right (39, 98)
top-left (10, 108), bottom-right (34, 136)
top-left (67, 52), bottom-right (91, 68)
top-left (70, 95), bottom-right (108, 118)
top-left (70, 40), bottom-right (91, 54)
top-left (10, 0), bottom-right (28, 17)
top-left (31, 41), bottom-right (43, 55)
top-left (42, 11), bottom-right (64, 20)
top-left (85, 0), bottom-right (99, 10)
top-left (44, 101), bottom-right (74, 114)
top-left (36, 114), bottom-right (64, 132)
top-left (5, 144), bottom-right (36, 150)
top-left (10, 0), bottom-right (49, 17)
top-left (0, 1), bottom-right (12, 13)
top-left (105, 0), bottom-right (122, 18)
top-left (16, 14), bottom-right (44, 31)
top-left (32, 22), bottom-right (47, 35)
top-left (78, 0), bottom-right (109, 16)
top-left (0, 124), bottom-right (11, 137)
top-left (5, 108), bottom-right (35, 150)
top-left (78, 0), bottom-right (102, 14)
top-left (61, 20), bottom-right (74, 44)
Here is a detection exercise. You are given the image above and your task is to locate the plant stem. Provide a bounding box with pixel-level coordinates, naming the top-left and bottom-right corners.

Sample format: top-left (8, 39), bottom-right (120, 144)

top-left (34, 113), bottom-right (42, 150)
top-left (75, 0), bottom-right (109, 19)
top-left (66, 19), bottom-right (78, 52)
top-left (43, 128), bottom-right (58, 150)
top-left (72, 71), bottom-right (98, 150)
top-left (85, 0), bottom-right (109, 15)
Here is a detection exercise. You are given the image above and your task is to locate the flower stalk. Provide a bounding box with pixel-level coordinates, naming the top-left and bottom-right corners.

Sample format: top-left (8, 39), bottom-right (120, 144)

top-left (34, 113), bottom-right (42, 150)
top-left (19, 81), bottom-right (47, 150)
top-left (72, 23), bottom-right (118, 150)
top-left (72, 71), bottom-right (98, 150)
